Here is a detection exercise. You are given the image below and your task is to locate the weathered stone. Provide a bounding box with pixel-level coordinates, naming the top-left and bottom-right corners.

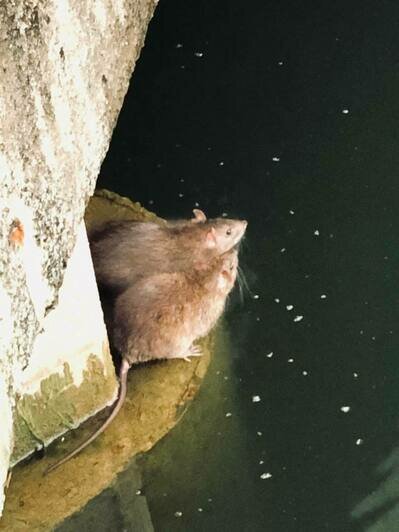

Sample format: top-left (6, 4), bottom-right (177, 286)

top-left (0, 0), bottom-right (158, 515)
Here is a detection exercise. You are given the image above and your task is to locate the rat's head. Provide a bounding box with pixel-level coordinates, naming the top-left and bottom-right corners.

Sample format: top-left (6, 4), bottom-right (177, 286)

top-left (216, 247), bottom-right (239, 293)
top-left (205, 218), bottom-right (247, 254)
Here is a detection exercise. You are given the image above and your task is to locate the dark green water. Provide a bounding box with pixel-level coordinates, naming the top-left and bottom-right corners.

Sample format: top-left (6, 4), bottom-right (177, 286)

top-left (60, 1), bottom-right (399, 530)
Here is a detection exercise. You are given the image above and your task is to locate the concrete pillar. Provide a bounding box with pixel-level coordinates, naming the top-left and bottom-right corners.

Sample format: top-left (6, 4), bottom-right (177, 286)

top-left (0, 0), bottom-right (158, 515)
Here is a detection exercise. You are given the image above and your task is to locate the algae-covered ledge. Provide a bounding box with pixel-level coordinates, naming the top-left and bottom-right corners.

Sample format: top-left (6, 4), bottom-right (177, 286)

top-left (12, 353), bottom-right (117, 465)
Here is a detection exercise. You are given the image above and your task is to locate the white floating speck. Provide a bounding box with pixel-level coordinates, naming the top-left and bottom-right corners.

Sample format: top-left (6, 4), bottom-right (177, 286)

top-left (194, 52), bottom-right (203, 57)
top-left (293, 315), bottom-right (303, 322)
top-left (272, 156), bottom-right (280, 162)
top-left (289, 210), bottom-right (295, 215)
top-left (224, 376), bottom-right (229, 380)
top-left (176, 43), bottom-right (183, 48)
top-left (180, 178), bottom-right (185, 182)
top-left (180, 65), bottom-right (186, 69)
top-left (342, 108), bottom-right (349, 114)
top-left (178, 193), bottom-right (184, 198)
top-left (257, 431), bottom-right (263, 436)
top-left (278, 61), bottom-right (283, 66)
top-left (274, 298), bottom-right (280, 303)
top-left (340, 406), bottom-right (350, 413)
top-left (314, 229), bottom-right (320, 236)
top-left (194, 202), bottom-right (200, 207)
top-left (280, 247), bottom-right (286, 253)
top-left (256, 317), bottom-right (261, 321)
top-left (266, 351), bottom-right (274, 358)
top-left (221, 212), bottom-right (228, 217)
top-left (252, 395), bottom-right (261, 403)
top-left (208, 498), bottom-right (213, 502)
top-left (136, 490), bottom-right (142, 495)
top-left (148, 199), bottom-right (154, 205)
top-left (61, 437), bottom-right (65, 442)
top-left (353, 372), bottom-right (358, 378)
top-left (225, 412), bottom-right (232, 417)
top-left (219, 161), bottom-right (224, 166)
top-left (320, 294), bottom-right (327, 299)
top-left (174, 511), bottom-right (183, 517)
top-left (288, 358), bottom-right (294, 363)
top-left (198, 508), bottom-right (203, 512)
top-left (356, 438), bottom-right (364, 446)
top-left (302, 370), bottom-right (308, 376)
top-left (253, 294), bottom-right (260, 299)
top-left (260, 472), bottom-right (272, 480)
top-left (286, 304), bottom-right (293, 311)
top-left (259, 460), bottom-right (264, 465)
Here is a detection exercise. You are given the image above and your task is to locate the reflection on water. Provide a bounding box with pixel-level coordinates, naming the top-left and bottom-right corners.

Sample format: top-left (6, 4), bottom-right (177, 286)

top-left (57, 460), bottom-right (154, 532)
top-left (352, 447), bottom-right (399, 531)
top-left (138, 324), bottom-right (266, 531)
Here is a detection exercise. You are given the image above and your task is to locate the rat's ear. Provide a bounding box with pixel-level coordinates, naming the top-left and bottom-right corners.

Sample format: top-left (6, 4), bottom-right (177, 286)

top-left (192, 209), bottom-right (207, 223)
top-left (205, 227), bottom-right (217, 247)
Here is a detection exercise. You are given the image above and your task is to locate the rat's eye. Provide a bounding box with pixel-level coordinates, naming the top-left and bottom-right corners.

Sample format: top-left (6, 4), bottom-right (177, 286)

top-left (226, 228), bottom-right (232, 236)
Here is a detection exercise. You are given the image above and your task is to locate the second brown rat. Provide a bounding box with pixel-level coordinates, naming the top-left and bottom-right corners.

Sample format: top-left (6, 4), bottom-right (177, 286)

top-left (89, 209), bottom-right (247, 292)
top-left (45, 246), bottom-right (240, 474)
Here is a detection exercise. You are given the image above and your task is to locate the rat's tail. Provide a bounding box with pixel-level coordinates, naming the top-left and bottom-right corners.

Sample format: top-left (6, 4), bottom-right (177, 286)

top-left (44, 358), bottom-right (130, 475)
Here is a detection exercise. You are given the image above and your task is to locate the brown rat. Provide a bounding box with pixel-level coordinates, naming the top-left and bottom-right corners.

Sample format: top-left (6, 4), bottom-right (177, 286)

top-left (45, 247), bottom-right (240, 474)
top-left (89, 209), bottom-right (247, 292)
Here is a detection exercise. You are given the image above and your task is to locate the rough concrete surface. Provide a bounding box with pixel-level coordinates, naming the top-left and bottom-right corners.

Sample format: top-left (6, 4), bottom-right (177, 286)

top-left (0, 0), bottom-right (158, 515)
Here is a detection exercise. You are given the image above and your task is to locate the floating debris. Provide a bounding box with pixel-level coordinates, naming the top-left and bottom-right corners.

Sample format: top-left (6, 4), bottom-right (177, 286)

top-left (314, 229), bottom-right (320, 236)
top-left (176, 43), bottom-right (183, 48)
top-left (194, 52), bottom-right (203, 57)
top-left (289, 210), bottom-right (295, 215)
top-left (272, 156), bottom-right (280, 162)
top-left (198, 508), bottom-right (203, 512)
top-left (178, 193), bottom-right (184, 198)
top-left (174, 511), bottom-right (183, 517)
top-left (259, 460), bottom-right (264, 465)
top-left (225, 412), bottom-right (232, 417)
top-left (302, 370), bottom-right (308, 376)
top-left (288, 358), bottom-right (294, 363)
top-left (356, 438), bottom-right (364, 446)
top-left (260, 472), bottom-right (272, 480)
top-left (266, 352), bottom-right (274, 358)
top-left (194, 202), bottom-right (200, 207)
top-left (353, 372), bottom-right (359, 378)
top-left (286, 304), bottom-right (293, 311)
top-left (293, 315), bottom-right (303, 322)
top-left (342, 108), bottom-right (349, 114)
top-left (280, 247), bottom-right (286, 253)
top-left (340, 406), bottom-right (351, 413)
top-left (320, 294), bottom-right (327, 299)
top-left (252, 395), bottom-right (261, 403)
top-left (253, 294), bottom-right (260, 299)
top-left (274, 298), bottom-right (280, 303)
top-left (136, 490), bottom-right (142, 495)
top-left (257, 431), bottom-right (263, 436)
top-left (278, 61), bottom-right (283, 66)
top-left (219, 161), bottom-right (225, 166)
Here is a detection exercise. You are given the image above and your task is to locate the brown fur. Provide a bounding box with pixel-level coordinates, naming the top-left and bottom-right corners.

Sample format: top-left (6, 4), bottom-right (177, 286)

top-left (113, 247), bottom-right (239, 364)
top-left (90, 212), bottom-right (246, 291)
